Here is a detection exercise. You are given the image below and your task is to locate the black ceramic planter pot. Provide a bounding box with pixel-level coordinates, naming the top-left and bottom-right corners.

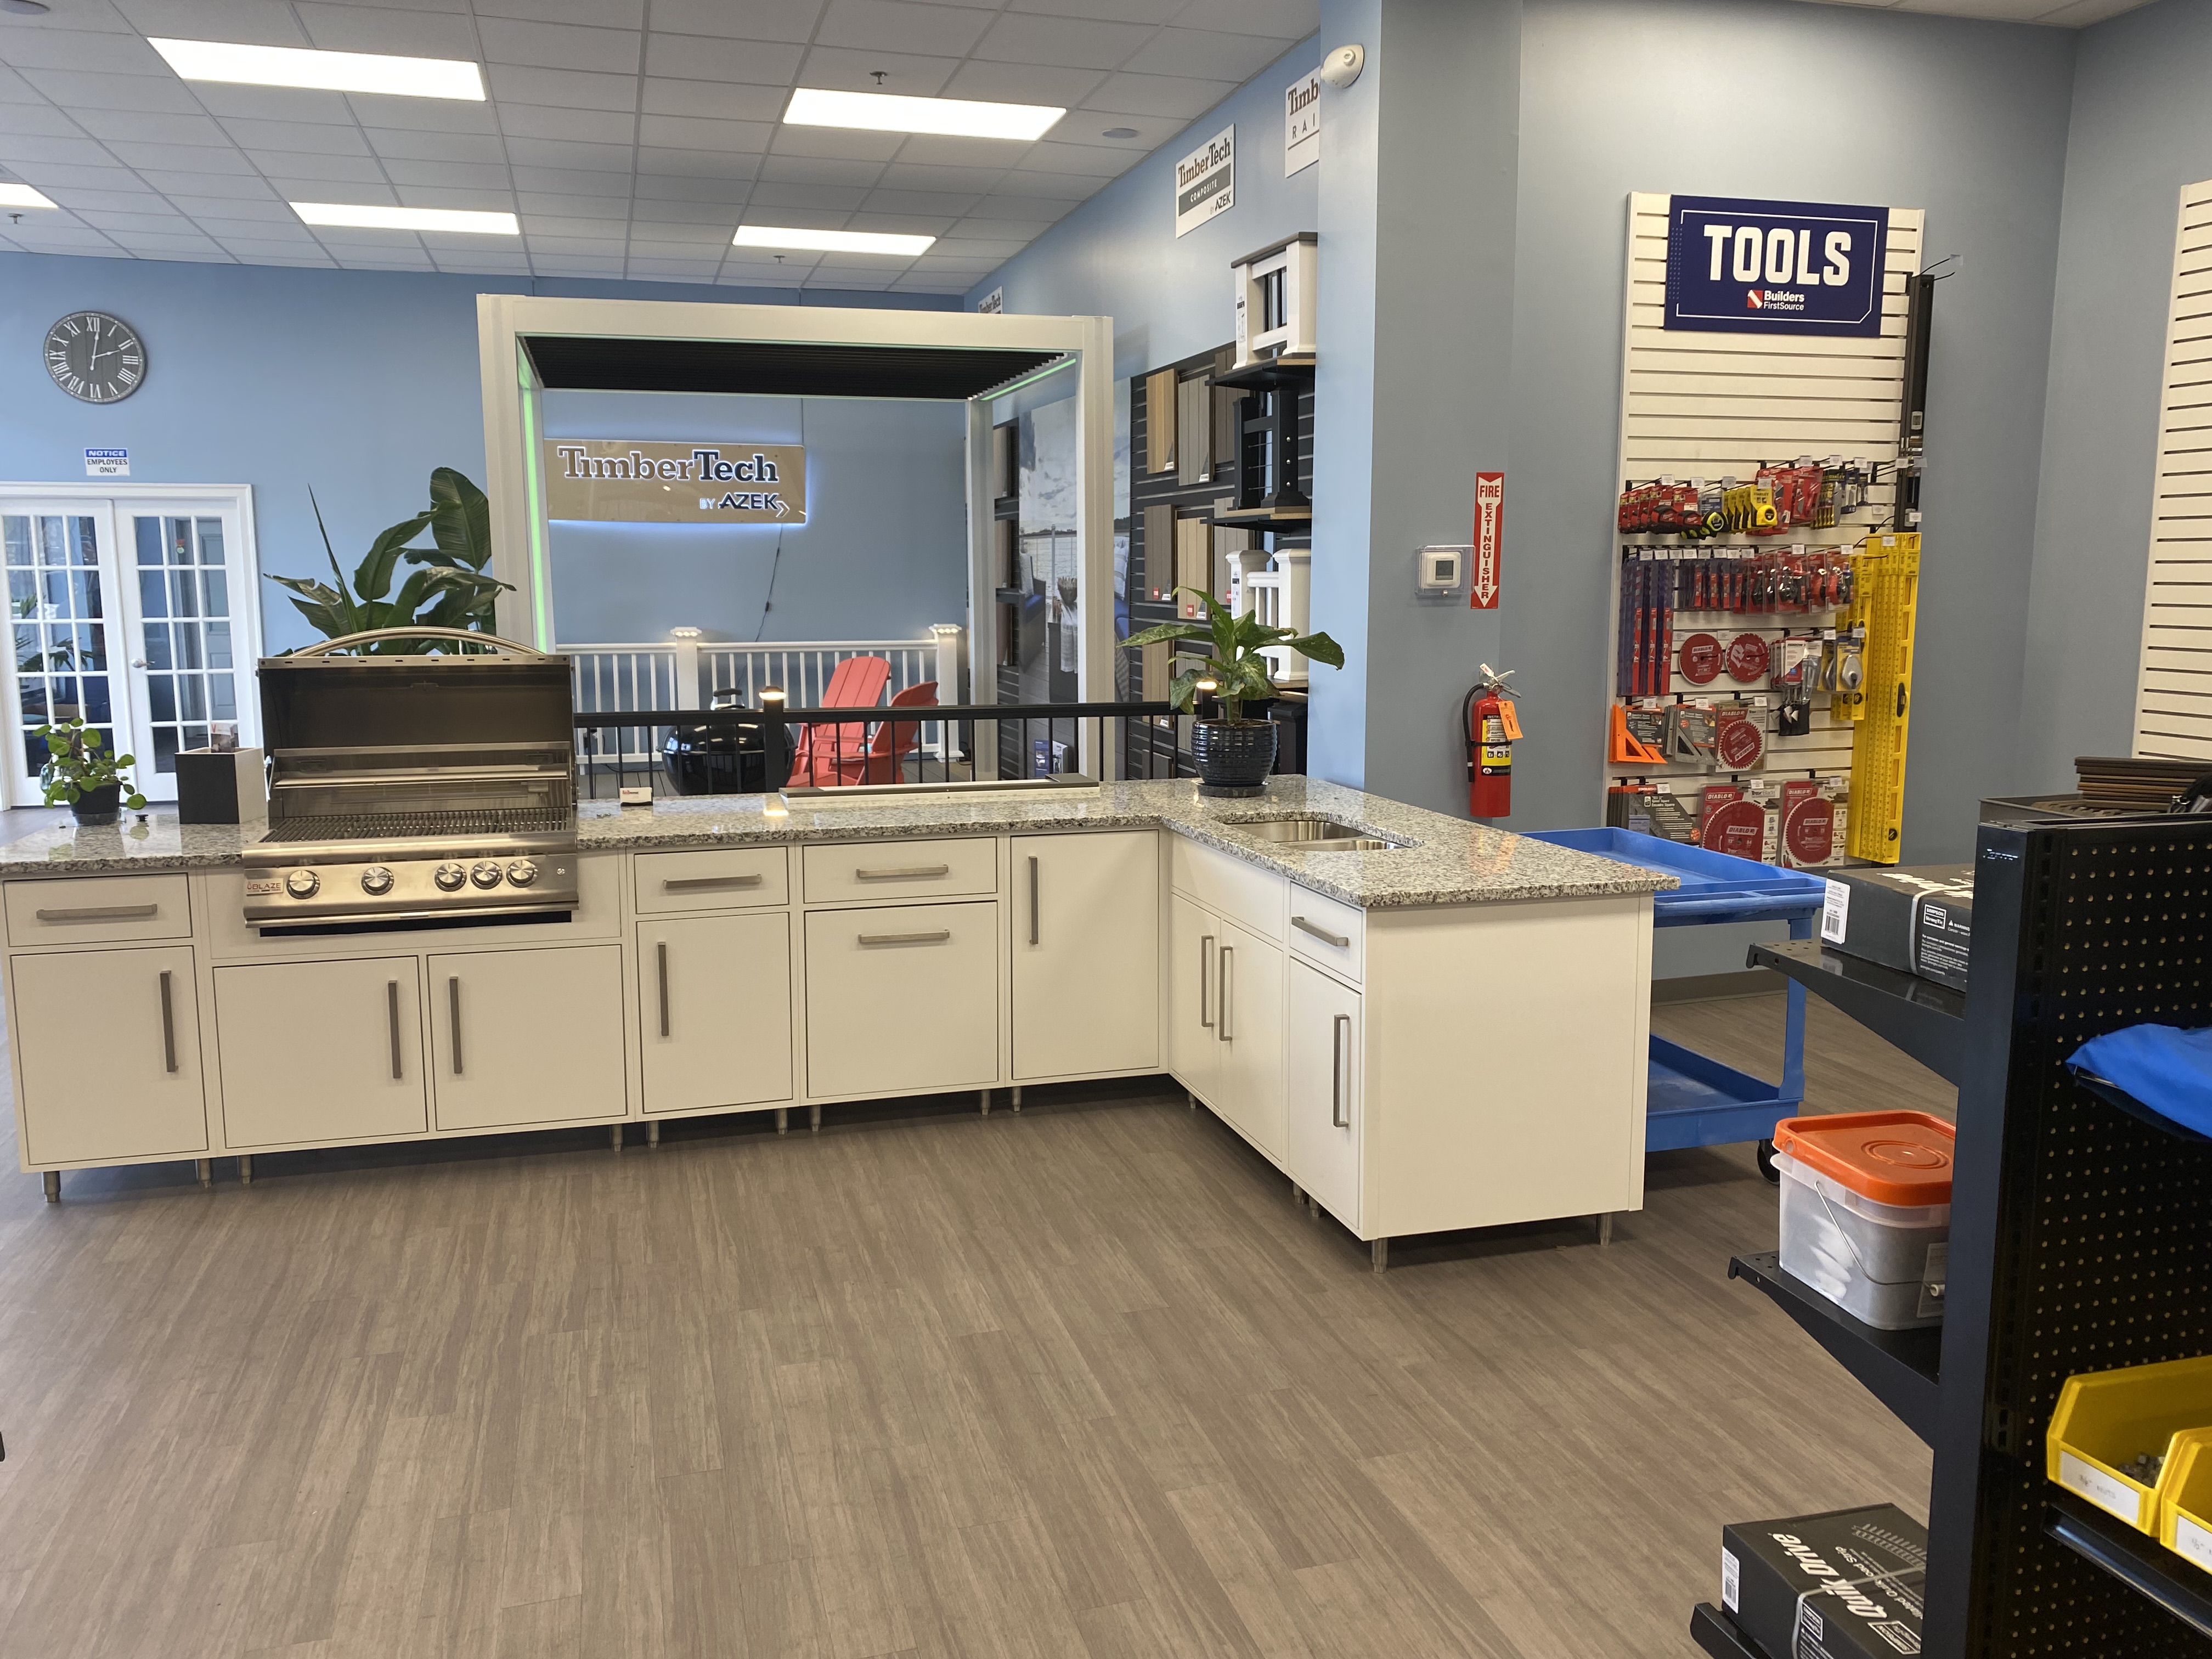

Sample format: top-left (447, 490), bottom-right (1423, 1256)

top-left (69, 783), bottom-right (120, 826)
top-left (1192, 720), bottom-right (1277, 797)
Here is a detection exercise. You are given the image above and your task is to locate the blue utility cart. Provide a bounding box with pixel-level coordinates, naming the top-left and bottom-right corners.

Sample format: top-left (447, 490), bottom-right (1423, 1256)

top-left (1526, 827), bottom-right (1828, 1170)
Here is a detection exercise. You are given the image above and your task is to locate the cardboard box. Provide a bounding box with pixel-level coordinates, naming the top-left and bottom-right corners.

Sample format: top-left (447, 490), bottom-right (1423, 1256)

top-left (1824, 865), bottom-right (1973, 991)
top-left (1720, 1504), bottom-right (1927, 1659)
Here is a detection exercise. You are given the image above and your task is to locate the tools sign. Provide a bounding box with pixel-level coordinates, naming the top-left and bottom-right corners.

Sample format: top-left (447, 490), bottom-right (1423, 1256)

top-left (1663, 195), bottom-right (1891, 337)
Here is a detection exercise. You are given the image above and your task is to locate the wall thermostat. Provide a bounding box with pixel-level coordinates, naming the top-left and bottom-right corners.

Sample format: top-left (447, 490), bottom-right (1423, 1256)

top-left (1416, 544), bottom-right (1471, 601)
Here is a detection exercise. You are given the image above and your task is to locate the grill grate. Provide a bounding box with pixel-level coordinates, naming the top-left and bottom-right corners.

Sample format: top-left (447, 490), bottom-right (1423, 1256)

top-left (262, 811), bottom-right (572, 843)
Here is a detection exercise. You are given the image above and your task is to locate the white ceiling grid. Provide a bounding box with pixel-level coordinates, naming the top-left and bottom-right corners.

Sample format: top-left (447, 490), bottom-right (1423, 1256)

top-left (0, 0), bottom-right (1321, 292)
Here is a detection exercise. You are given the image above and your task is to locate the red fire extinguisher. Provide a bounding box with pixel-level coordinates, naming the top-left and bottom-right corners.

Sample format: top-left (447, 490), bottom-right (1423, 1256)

top-left (1463, 663), bottom-right (1521, 819)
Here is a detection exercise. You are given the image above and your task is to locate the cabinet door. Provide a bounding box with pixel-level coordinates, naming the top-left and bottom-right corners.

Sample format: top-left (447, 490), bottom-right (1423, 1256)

top-left (14, 944), bottom-right (206, 1164)
top-left (1167, 892), bottom-right (1220, 1103)
top-left (805, 901), bottom-right (997, 1097)
top-left (428, 945), bottom-right (628, 1131)
top-left (640, 912), bottom-right (793, 1114)
top-left (1215, 919), bottom-right (1286, 1160)
top-left (1011, 831), bottom-right (1158, 1081)
top-left (216, 956), bottom-right (426, 1148)
top-left (1287, 960), bottom-right (1361, 1229)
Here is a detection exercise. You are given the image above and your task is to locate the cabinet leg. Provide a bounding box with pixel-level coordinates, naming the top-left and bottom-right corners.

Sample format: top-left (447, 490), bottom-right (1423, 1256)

top-left (238, 1155), bottom-right (253, 1186)
top-left (1291, 1181), bottom-right (1304, 1206)
top-left (1596, 1212), bottom-right (1614, 1248)
top-left (809, 1103), bottom-right (822, 1133)
top-left (1187, 1090), bottom-right (1198, 1111)
top-left (1370, 1238), bottom-right (1388, 1274)
top-left (646, 1119), bottom-right (660, 1149)
top-left (979, 1088), bottom-right (991, 1116)
top-left (41, 1170), bottom-right (59, 1204)
top-left (610, 1124), bottom-right (624, 1152)
top-left (776, 1107), bottom-right (789, 1135)
top-left (1010, 1086), bottom-right (1022, 1113)
top-left (195, 1159), bottom-right (212, 1189)
top-left (1308, 1198), bottom-right (1321, 1222)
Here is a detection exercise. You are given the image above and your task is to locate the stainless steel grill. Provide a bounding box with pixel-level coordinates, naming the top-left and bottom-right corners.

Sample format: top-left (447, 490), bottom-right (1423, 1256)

top-left (260, 810), bottom-right (573, 843)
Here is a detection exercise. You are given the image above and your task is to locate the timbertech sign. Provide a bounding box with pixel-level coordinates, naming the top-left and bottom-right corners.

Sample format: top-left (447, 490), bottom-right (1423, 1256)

top-left (541, 439), bottom-right (808, 524)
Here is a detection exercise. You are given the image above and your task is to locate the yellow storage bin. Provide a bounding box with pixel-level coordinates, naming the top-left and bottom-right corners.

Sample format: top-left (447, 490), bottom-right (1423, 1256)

top-left (2047, 1353), bottom-right (2212, 1533)
top-left (2160, 1429), bottom-right (2212, 1576)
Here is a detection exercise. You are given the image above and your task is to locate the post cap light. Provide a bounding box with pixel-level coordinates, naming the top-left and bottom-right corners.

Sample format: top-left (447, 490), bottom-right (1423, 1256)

top-left (668, 626), bottom-right (703, 639)
top-left (783, 87), bottom-right (1063, 142)
top-left (292, 202), bottom-right (518, 235)
top-left (760, 686), bottom-right (786, 705)
top-left (733, 224), bottom-right (934, 257)
top-left (150, 38), bottom-right (486, 99)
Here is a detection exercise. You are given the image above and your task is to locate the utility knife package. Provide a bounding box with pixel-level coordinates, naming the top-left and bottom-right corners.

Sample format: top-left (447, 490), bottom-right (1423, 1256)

top-left (1824, 864), bottom-right (1974, 991)
top-left (1720, 1504), bottom-right (1927, 1659)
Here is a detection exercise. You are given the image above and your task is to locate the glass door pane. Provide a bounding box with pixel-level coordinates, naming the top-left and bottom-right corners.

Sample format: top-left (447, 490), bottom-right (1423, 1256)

top-left (2, 512), bottom-right (121, 806)
top-left (131, 513), bottom-right (241, 794)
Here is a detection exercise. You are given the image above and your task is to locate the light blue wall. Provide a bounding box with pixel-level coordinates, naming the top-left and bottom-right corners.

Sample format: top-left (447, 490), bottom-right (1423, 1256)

top-left (0, 252), bottom-right (956, 655)
top-left (543, 392), bottom-right (968, 645)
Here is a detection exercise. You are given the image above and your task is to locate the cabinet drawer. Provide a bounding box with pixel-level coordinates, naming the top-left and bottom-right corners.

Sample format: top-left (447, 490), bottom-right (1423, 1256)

top-left (635, 847), bottom-right (789, 913)
top-left (7, 874), bottom-right (191, 947)
top-left (1286, 888), bottom-right (1364, 983)
top-left (803, 838), bottom-right (996, 904)
top-left (1169, 836), bottom-right (1283, 940)
top-left (804, 901), bottom-right (998, 1096)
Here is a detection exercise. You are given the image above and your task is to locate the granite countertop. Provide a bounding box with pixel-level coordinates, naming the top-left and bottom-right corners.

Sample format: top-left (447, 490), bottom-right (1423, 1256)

top-left (0, 777), bottom-right (1674, 909)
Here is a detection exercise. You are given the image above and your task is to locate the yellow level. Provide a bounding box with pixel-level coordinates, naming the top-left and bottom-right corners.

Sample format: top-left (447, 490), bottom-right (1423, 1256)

top-left (1846, 532), bottom-right (1920, 864)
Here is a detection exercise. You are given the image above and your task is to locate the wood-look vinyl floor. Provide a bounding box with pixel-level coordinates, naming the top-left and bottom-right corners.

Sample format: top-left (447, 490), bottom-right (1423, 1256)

top-left (0, 1003), bottom-right (1940, 1659)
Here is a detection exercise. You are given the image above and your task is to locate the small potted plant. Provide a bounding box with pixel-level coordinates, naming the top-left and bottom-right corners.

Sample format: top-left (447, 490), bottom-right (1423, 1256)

top-left (1126, 586), bottom-right (1344, 796)
top-left (35, 718), bottom-right (148, 826)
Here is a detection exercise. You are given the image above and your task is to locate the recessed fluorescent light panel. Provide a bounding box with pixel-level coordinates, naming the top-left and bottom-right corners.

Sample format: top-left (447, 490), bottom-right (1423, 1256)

top-left (150, 38), bottom-right (485, 100)
top-left (783, 87), bottom-right (1063, 142)
top-left (292, 202), bottom-right (518, 235)
top-left (733, 224), bottom-right (935, 256)
top-left (0, 183), bottom-right (59, 209)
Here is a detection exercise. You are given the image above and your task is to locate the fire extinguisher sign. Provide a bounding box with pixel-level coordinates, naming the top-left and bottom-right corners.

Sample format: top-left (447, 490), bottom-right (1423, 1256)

top-left (1471, 472), bottom-right (1503, 609)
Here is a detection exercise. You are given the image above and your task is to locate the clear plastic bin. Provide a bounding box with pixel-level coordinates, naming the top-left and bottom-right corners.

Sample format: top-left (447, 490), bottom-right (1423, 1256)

top-left (1776, 1150), bottom-right (1951, 1330)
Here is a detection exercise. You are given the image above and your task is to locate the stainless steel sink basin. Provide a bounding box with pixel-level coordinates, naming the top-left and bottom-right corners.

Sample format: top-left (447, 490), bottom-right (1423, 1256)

top-left (1225, 815), bottom-right (1408, 852)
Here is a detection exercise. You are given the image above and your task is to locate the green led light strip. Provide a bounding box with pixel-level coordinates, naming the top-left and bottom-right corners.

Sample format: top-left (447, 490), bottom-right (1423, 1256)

top-left (515, 348), bottom-right (552, 650)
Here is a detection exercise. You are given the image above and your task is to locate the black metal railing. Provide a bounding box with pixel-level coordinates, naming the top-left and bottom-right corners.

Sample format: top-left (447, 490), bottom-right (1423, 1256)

top-left (574, 701), bottom-right (1191, 800)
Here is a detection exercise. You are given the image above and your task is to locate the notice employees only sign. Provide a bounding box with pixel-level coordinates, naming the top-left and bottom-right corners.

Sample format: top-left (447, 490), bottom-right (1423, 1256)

top-left (1663, 195), bottom-right (1889, 337)
top-left (543, 439), bottom-right (806, 524)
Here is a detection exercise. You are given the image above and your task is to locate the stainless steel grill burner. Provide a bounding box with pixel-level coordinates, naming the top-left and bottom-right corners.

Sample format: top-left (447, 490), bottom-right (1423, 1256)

top-left (242, 629), bottom-right (581, 930)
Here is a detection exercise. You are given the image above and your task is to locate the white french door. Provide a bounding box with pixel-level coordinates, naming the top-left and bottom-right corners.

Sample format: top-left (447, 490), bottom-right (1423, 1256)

top-left (0, 488), bottom-right (259, 808)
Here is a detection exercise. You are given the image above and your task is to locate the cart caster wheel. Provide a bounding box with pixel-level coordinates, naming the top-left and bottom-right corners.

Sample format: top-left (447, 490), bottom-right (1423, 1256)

top-left (1756, 1139), bottom-right (1781, 1184)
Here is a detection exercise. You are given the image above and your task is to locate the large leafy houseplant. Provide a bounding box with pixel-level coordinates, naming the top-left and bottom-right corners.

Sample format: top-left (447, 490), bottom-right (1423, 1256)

top-left (36, 716), bottom-right (146, 823)
top-left (1125, 585), bottom-right (1344, 723)
top-left (268, 468), bottom-right (513, 653)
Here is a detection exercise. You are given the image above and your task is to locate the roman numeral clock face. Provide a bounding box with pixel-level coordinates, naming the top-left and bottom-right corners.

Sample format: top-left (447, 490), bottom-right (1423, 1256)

top-left (44, 311), bottom-right (146, 404)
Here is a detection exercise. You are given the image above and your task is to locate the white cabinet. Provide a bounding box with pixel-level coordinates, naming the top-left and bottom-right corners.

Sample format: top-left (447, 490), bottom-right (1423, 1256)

top-left (805, 901), bottom-right (998, 1097)
top-left (640, 912), bottom-right (793, 1115)
top-left (215, 956), bottom-right (426, 1148)
top-left (1287, 960), bottom-right (1361, 1229)
top-left (13, 945), bottom-right (206, 1165)
top-left (1167, 891), bottom-right (1221, 1103)
top-left (1011, 831), bottom-right (1158, 1081)
top-left (428, 944), bottom-right (628, 1131)
top-left (1213, 919), bottom-right (1286, 1160)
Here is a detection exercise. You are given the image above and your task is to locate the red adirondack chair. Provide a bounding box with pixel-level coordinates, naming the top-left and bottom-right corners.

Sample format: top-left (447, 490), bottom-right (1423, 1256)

top-left (823, 680), bottom-right (939, 786)
top-left (788, 655), bottom-right (892, 785)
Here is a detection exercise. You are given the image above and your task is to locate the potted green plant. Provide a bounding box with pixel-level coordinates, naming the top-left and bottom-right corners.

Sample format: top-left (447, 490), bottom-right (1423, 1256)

top-left (35, 717), bottom-right (148, 825)
top-left (1126, 585), bottom-right (1344, 797)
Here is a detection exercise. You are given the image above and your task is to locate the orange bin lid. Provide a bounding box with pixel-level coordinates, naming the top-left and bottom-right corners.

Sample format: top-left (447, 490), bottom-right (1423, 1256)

top-left (1771, 1110), bottom-right (1956, 1206)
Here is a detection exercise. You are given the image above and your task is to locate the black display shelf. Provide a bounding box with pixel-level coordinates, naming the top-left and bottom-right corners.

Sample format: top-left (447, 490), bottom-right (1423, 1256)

top-left (1212, 351), bottom-right (1315, 391)
top-left (1690, 1603), bottom-right (1774, 1659)
top-left (1729, 1251), bottom-right (1942, 1444)
top-left (2048, 1491), bottom-right (2212, 1640)
top-left (1746, 937), bottom-right (1966, 1085)
top-left (2072, 1070), bottom-right (2212, 1146)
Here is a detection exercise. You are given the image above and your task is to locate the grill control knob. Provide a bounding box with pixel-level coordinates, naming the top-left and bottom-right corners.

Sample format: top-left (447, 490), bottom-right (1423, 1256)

top-left (470, 860), bottom-right (504, 889)
top-left (433, 861), bottom-right (468, 891)
top-left (285, 868), bottom-right (319, 899)
top-left (505, 859), bottom-right (539, 888)
top-left (359, 865), bottom-right (394, 896)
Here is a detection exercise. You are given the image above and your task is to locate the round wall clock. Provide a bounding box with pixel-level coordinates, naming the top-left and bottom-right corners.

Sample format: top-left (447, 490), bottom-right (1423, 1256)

top-left (44, 311), bottom-right (146, 403)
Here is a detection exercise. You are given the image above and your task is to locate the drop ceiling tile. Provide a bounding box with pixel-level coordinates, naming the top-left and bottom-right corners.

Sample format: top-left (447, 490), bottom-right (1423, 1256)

top-left (876, 161), bottom-right (1006, 191)
top-left (844, 210), bottom-right (953, 232)
top-left (433, 253), bottom-right (530, 270)
top-left (221, 116), bottom-right (375, 155)
top-left (927, 235), bottom-right (1024, 257)
top-left (1014, 139), bottom-right (1136, 176)
top-left (531, 254), bottom-right (629, 272)
top-left (0, 66), bottom-right (41, 101)
top-left (245, 150), bottom-right (388, 181)
top-left (641, 33), bottom-right (806, 84)
top-left (0, 30), bottom-right (167, 72)
top-left (345, 92), bottom-right (503, 133)
top-left (503, 136), bottom-right (636, 171)
top-left (217, 235), bottom-right (331, 255)
top-left (138, 170), bottom-right (281, 196)
top-left (3, 227), bottom-right (122, 252)
top-left (163, 192), bottom-right (291, 216)
top-left (496, 104), bottom-right (635, 143)
top-left (292, 3), bottom-right (479, 55)
top-left (245, 253), bottom-right (340, 263)
top-left (478, 0), bottom-right (641, 24)
top-left (73, 109), bottom-right (231, 145)
top-left (76, 207), bottom-right (191, 230)
top-left (2034, 0), bottom-right (2143, 18)
top-left (861, 187), bottom-right (982, 214)
top-left (188, 85), bottom-right (355, 124)
top-left (1009, 0), bottom-right (1181, 20)
top-left (951, 211), bottom-right (1053, 236)
top-left (939, 60), bottom-right (1104, 105)
top-left (518, 236), bottom-right (623, 256)
top-left (0, 0), bottom-right (136, 31)
top-left (1120, 26), bottom-right (1283, 79)
top-left (381, 157), bottom-right (512, 188)
top-left (313, 229), bottom-right (426, 247)
top-left (1169, 0), bottom-right (1316, 35)
top-left (769, 124), bottom-right (904, 162)
top-left (758, 153), bottom-right (885, 187)
top-left (625, 257), bottom-right (724, 277)
top-left (486, 65), bottom-right (639, 113)
top-left (648, 0), bottom-right (823, 42)
top-left (972, 12), bottom-right (1152, 67)
top-left (629, 236), bottom-right (730, 256)
top-left (365, 127), bottom-right (507, 162)
top-left (637, 114), bottom-right (772, 153)
top-left (0, 135), bottom-right (117, 166)
top-left (632, 172), bottom-right (752, 202)
top-left (809, 250), bottom-right (912, 269)
top-left (1082, 69), bottom-right (1233, 117)
top-left (795, 46), bottom-right (960, 94)
top-left (22, 169), bottom-right (156, 195)
top-left (748, 179), bottom-right (867, 208)
top-left (194, 213), bottom-right (316, 235)
top-left (104, 142), bottom-right (260, 172)
top-left (109, 0), bottom-right (308, 45)
top-left (510, 165), bottom-right (632, 194)
top-left (0, 104), bottom-right (89, 138)
top-left (733, 202), bottom-right (848, 229)
top-left (336, 253), bottom-right (439, 268)
top-left (635, 145), bottom-right (763, 179)
top-left (816, 0), bottom-right (997, 55)
top-left (520, 212), bottom-right (630, 234)
top-left (478, 18), bottom-right (641, 72)
top-left (1060, 111), bottom-right (1177, 147)
top-left (888, 133), bottom-right (1036, 170)
top-left (394, 182), bottom-right (517, 207)
top-left (18, 69), bottom-right (203, 112)
top-left (105, 229), bottom-right (225, 249)
top-left (628, 221), bottom-right (735, 241)
top-left (522, 189), bottom-right (637, 214)
top-left (640, 77), bottom-right (786, 121)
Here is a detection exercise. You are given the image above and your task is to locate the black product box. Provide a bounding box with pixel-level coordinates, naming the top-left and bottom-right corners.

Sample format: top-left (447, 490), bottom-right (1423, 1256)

top-left (1720, 1504), bottom-right (1927, 1659)
top-left (176, 747), bottom-right (266, 826)
top-left (1824, 864), bottom-right (1973, 992)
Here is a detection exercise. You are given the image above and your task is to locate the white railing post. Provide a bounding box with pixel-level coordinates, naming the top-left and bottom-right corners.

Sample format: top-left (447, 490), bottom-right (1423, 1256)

top-left (669, 628), bottom-right (701, 710)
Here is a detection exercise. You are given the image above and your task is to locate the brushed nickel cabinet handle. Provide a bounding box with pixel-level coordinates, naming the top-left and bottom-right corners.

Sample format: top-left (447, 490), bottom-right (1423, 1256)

top-left (855, 864), bottom-right (950, 881)
top-left (1200, 933), bottom-right (1215, 1029)
top-left (448, 976), bottom-right (463, 1075)
top-left (158, 969), bottom-right (177, 1073)
top-left (657, 940), bottom-right (671, 1037)
top-left (1218, 946), bottom-right (1234, 1043)
top-left (857, 929), bottom-right (953, 945)
top-left (1331, 1014), bottom-right (1351, 1127)
top-left (387, 980), bottom-right (403, 1081)
top-left (1293, 914), bottom-right (1350, 949)
top-left (38, 902), bottom-right (158, 923)
top-left (1028, 855), bottom-right (1040, 946)
top-left (662, 874), bottom-right (763, 891)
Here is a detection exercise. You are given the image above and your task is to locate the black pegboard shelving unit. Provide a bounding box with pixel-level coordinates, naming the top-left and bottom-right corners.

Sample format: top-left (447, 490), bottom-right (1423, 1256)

top-left (1691, 1602), bottom-right (1775, 1659)
top-left (1747, 936), bottom-right (1966, 1084)
top-left (1729, 1251), bottom-right (1942, 1443)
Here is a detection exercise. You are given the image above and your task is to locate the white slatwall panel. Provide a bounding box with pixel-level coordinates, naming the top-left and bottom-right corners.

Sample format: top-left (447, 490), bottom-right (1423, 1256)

top-left (1607, 193), bottom-right (1923, 792)
top-left (2133, 181), bottom-right (2212, 760)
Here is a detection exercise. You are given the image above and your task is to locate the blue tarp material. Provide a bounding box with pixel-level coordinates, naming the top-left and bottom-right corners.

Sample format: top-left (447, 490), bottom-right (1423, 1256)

top-left (2070, 1025), bottom-right (2212, 1137)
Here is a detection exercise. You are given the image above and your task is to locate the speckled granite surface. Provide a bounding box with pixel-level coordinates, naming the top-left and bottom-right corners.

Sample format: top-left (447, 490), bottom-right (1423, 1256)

top-left (0, 777), bottom-right (1673, 909)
